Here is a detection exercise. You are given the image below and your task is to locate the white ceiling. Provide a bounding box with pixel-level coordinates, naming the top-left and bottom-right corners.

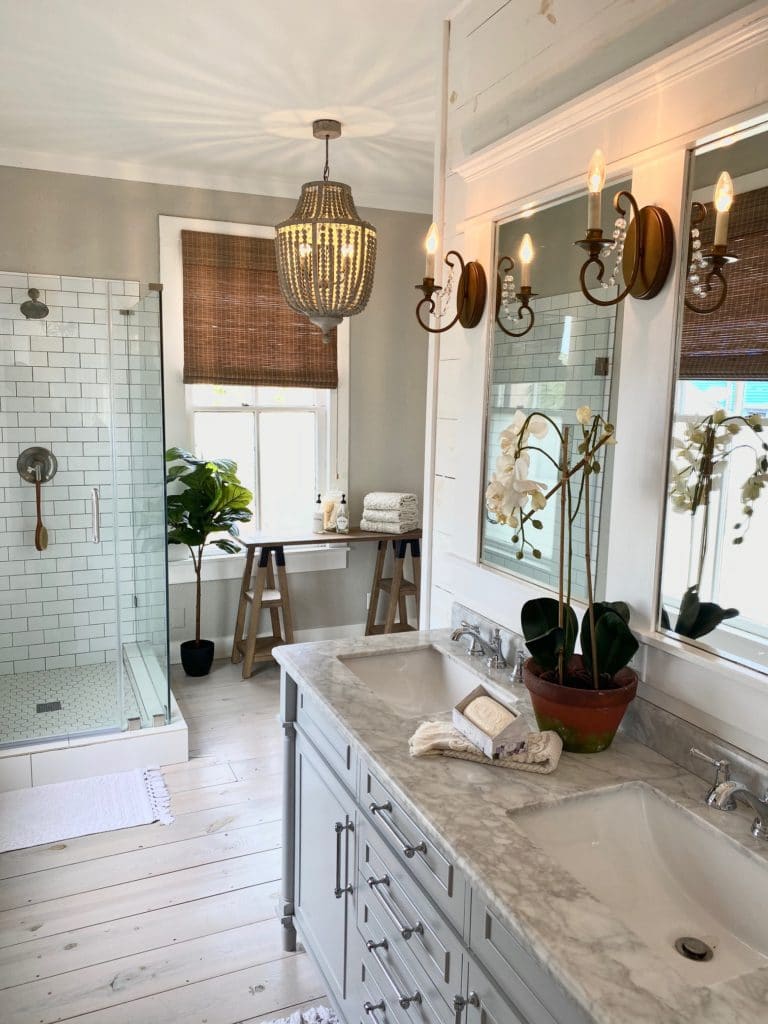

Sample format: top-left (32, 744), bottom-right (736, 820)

top-left (0, 1), bottom-right (456, 213)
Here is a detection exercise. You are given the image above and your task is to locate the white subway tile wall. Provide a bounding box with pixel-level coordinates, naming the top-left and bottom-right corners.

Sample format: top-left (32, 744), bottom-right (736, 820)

top-left (482, 288), bottom-right (616, 596)
top-left (0, 272), bottom-right (165, 687)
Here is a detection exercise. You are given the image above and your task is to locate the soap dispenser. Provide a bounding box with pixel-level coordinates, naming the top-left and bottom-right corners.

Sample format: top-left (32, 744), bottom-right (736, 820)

top-left (312, 493), bottom-right (324, 533)
top-left (336, 494), bottom-right (349, 534)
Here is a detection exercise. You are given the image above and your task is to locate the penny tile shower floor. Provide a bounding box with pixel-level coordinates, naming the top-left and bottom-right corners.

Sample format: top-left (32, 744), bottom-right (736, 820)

top-left (0, 663), bottom-right (141, 746)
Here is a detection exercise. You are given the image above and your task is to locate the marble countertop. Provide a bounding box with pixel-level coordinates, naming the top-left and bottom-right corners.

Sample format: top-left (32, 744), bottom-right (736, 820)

top-left (274, 629), bottom-right (768, 1024)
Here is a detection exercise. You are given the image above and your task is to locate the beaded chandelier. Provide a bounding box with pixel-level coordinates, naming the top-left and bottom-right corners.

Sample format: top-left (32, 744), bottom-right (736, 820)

top-left (275, 119), bottom-right (377, 342)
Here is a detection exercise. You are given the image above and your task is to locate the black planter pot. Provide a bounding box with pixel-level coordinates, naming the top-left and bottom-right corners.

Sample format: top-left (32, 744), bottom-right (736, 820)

top-left (180, 639), bottom-right (215, 677)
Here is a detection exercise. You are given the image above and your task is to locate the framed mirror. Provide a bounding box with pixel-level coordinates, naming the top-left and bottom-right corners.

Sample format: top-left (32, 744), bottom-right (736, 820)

top-left (659, 122), bottom-right (768, 672)
top-left (480, 184), bottom-right (628, 597)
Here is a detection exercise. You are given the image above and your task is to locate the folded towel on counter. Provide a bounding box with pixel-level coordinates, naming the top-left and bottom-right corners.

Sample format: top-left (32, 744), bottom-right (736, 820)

top-left (360, 517), bottom-right (419, 534)
top-left (360, 508), bottom-right (417, 525)
top-left (409, 721), bottom-right (563, 774)
top-left (363, 492), bottom-right (418, 512)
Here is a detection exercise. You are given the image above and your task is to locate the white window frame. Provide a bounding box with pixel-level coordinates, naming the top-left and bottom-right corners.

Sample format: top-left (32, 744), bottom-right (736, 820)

top-left (159, 215), bottom-right (350, 582)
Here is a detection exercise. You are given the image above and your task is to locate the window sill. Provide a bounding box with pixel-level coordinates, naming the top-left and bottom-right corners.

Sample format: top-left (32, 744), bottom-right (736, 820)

top-left (168, 544), bottom-right (349, 585)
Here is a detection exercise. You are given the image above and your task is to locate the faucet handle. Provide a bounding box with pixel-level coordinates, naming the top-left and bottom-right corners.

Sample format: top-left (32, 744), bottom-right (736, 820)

top-left (690, 747), bottom-right (731, 805)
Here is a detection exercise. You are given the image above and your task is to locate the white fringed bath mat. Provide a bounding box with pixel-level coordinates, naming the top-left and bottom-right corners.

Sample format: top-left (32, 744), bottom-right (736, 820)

top-left (0, 767), bottom-right (173, 852)
top-left (262, 1008), bottom-right (337, 1024)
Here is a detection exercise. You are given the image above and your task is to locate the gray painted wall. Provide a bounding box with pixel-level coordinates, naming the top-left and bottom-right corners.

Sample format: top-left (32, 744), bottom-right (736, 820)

top-left (0, 165), bottom-right (429, 644)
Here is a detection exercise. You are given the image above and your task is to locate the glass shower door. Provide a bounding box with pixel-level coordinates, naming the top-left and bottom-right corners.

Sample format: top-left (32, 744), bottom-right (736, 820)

top-left (115, 286), bottom-right (170, 727)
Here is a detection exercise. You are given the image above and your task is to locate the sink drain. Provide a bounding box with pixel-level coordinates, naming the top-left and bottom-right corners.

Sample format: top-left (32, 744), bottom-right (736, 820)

top-left (674, 936), bottom-right (714, 962)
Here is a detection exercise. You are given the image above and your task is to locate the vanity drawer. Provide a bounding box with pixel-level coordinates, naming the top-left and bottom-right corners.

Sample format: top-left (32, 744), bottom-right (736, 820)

top-left (358, 889), bottom-right (453, 1024)
top-left (297, 685), bottom-right (357, 791)
top-left (363, 768), bottom-right (466, 930)
top-left (357, 957), bottom-right (406, 1024)
top-left (359, 816), bottom-right (464, 1006)
top-left (469, 896), bottom-right (586, 1024)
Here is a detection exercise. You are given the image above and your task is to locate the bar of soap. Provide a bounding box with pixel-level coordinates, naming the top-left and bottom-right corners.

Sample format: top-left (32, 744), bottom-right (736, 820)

top-left (463, 695), bottom-right (516, 737)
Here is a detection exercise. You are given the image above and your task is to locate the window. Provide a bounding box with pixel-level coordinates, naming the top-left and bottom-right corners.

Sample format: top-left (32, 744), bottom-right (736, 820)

top-left (190, 384), bottom-right (330, 534)
top-left (159, 215), bottom-right (350, 562)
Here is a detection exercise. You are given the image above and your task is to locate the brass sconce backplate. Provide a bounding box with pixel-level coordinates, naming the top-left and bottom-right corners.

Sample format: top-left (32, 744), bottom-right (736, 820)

top-left (621, 205), bottom-right (674, 300)
top-left (456, 261), bottom-right (487, 328)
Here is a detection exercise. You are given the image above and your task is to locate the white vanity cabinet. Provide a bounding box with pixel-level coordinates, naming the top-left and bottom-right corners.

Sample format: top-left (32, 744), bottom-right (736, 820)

top-left (294, 731), bottom-right (357, 1004)
top-left (281, 672), bottom-right (589, 1024)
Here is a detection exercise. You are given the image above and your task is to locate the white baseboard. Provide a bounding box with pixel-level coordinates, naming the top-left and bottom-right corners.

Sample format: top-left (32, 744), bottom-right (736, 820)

top-left (169, 622), bottom-right (367, 664)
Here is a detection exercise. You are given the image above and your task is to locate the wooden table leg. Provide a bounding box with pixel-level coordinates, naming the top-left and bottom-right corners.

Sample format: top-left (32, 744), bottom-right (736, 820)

top-left (242, 546), bottom-right (269, 679)
top-left (275, 546), bottom-right (294, 643)
top-left (365, 540), bottom-right (387, 636)
top-left (411, 538), bottom-right (421, 630)
top-left (231, 545), bottom-right (255, 663)
top-left (384, 540), bottom-right (405, 634)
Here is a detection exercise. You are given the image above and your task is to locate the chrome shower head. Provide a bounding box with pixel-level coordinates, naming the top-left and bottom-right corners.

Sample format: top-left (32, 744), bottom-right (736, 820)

top-left (20, 288), bottom-right (49, 319)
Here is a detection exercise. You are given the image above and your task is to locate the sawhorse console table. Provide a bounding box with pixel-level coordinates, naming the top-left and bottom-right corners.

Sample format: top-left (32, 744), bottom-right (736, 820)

top-left (231, 529), bottom-right (421, 678)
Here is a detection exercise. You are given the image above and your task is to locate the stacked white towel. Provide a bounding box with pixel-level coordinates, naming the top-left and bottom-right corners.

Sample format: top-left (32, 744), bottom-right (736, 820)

top-left (360, 492), bottom-right (419, 534)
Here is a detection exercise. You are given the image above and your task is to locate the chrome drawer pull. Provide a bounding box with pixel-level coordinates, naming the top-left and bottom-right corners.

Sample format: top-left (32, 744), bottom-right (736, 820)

top-left (365, 939), bottom-right (422, 1009)
top-left (333, 821), bottom-right (353, 898)
top-left (367, 875), bottom-right (423, 940)
top-left (453, 993), bottom-right (480, 1024)
top-left (369, 802), bottom-right (427, 859)
top-left (364, 1001), bottom-right (385, 1019)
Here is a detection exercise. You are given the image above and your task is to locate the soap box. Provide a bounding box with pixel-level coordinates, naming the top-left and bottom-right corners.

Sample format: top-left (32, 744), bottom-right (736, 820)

top-left (452, 685), bottom-right (528, 759)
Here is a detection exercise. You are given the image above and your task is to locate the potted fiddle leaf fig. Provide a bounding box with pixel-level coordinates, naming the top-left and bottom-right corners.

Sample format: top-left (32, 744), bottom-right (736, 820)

top-left (166, 448), bottom-right (253, 677)
top-left (486, 407), bottom-right (639, 752)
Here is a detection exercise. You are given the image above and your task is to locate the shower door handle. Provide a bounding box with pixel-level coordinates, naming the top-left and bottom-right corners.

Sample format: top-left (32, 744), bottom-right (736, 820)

top-left (91, 487), bottom-right (101, 543)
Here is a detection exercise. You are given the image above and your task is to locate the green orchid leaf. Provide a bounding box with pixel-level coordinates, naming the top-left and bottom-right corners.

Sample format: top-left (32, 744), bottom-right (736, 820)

top-left (674, 586), bottom-right (739, 639)
top-left (583, 609), bottom-right (639, 677)
top-left (521, 598), bottom-right (577, 671)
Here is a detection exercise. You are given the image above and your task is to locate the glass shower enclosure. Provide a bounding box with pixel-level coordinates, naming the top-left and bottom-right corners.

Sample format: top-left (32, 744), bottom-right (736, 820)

top-left (0, 273), bottom-right (169, 747)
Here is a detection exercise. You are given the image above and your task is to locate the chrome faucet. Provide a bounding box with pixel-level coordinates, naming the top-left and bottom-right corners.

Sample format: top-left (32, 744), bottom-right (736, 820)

top-left (690, 747), bottom-right (732, 805)
top-left (709, 780), bottom-right (768, 841)
top-left (450, 622), bottom-right (507, 670)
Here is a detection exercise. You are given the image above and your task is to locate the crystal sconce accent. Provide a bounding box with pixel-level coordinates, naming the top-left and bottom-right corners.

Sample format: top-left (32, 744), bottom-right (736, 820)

top-left (495, 233), bottom-right (536, 338)
top-left (685, 171), bottom-right (738, 314)
top-left (574, 149), bottom-right (674, 308)
top-left (415, 222), bottom-right (487, 334)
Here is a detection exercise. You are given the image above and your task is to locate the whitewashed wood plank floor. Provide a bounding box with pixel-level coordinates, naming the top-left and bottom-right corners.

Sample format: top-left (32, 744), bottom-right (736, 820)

top-left (0, 660), bottom-right (326, 1024)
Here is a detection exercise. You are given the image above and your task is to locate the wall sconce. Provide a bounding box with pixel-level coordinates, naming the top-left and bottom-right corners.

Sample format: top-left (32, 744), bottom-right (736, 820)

top-left (415, 222), bottom-right (487, 333)
top-left (685, 171), bottom-right (738, 314)
top-left (495, 233), bottom-right (536, 338)
top-left (574, 149), bottom-right (674, 308)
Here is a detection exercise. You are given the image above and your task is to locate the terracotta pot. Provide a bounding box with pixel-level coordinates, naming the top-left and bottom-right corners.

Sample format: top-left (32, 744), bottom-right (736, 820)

top-left (523, 655), bottom-right (637, 753)
top-left (180, 639), bottom-right (215, 677)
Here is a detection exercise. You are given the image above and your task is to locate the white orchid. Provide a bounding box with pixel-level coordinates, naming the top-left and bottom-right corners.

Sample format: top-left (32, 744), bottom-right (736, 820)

top-left (508, 452), bottom-right (547, 510)
top-left (499, 411), bottom-right (550, 454)
top-left (576, 405), bottom-right (592, 425)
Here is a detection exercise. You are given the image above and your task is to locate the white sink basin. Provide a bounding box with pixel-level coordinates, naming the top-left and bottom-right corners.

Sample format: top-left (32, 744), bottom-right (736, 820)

top-left (516, 783), bottom-right (768, 983)
top-left (339, 645), bottom-right (505, 717)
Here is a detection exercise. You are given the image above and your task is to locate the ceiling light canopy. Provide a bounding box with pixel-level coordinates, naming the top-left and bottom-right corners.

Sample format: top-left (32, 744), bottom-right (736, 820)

top-left (275, 118), bottom-right (377, 341)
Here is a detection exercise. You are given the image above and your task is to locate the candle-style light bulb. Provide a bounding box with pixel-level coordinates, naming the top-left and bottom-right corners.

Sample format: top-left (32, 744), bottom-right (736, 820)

top-left (519, 232), bottom-right (534, 288)
top-left (713, 171), bottom-right (734, 247)
top-left (586, 149), bottom-right (606, 232)
top-left (425, 222), bottom-right (439, 279)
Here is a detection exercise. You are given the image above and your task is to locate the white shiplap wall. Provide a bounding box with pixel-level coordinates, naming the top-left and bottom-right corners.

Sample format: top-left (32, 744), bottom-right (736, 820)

top-left (425, 3), bottom-right (768, 760)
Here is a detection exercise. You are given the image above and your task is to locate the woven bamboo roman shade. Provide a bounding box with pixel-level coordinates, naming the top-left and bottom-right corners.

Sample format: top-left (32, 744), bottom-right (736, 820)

top-left (680, 185), bottom-right (768, 380)
top-left (182, 230), bottom-right (337, 388)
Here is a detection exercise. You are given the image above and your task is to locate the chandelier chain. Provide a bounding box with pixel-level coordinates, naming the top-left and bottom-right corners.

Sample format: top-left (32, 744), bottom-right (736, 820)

top-left (323, 135), bottom-right (330, 182)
